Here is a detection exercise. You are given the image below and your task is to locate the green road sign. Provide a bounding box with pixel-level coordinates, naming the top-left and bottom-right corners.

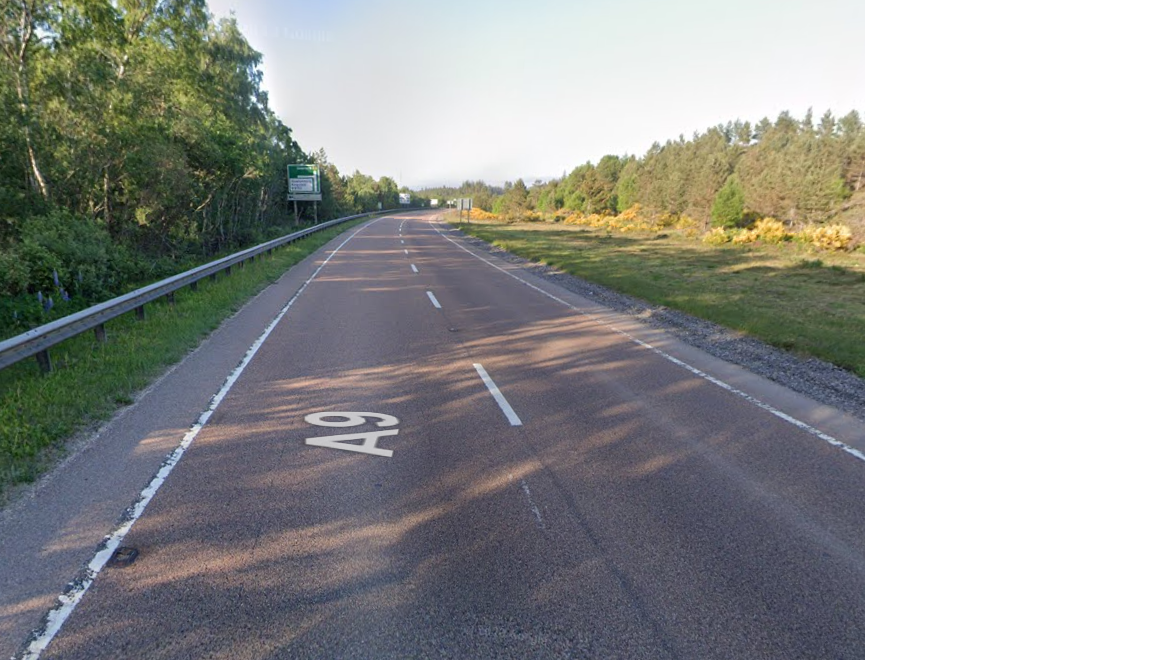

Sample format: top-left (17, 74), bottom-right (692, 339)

top-left (288, 164), bottom-right (322, 201)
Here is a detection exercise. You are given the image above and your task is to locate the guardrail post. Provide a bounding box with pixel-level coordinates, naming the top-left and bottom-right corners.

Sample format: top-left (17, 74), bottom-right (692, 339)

top-left (36, 349), bottom-right (52, 374)
top-left (190, 281), bottom-right (198, 292)
top-left (166, 292), bottom-right (176, 306)
top-left (94, 323), bottom-right (106, 343)
top-left (136, 305), bottom-right (145, 321)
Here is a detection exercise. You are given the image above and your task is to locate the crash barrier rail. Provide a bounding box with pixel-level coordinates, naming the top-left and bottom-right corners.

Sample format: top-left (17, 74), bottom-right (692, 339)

top-left (0, 209), bottom-right (407, 374)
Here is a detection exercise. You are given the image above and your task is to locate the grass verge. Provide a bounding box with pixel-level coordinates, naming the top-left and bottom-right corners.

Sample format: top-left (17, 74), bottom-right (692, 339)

top-left (0, 217), bottom-right (376, 505)
top-left (452, 218), bottom-right (865, 377)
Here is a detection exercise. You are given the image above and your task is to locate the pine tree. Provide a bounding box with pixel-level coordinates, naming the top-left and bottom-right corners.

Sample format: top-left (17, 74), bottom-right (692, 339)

top-left (711, 176), bottom-right (745, 229)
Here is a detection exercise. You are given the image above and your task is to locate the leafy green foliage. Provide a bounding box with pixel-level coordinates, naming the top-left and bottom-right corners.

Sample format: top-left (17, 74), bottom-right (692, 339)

top-left (0, 3), bottom-right (418, 344)
top-left (0, 1), bottom-right (413, 341)
top-left (483, 112), bottom-right (864, 238)
top-left (711, 177), bottom-right (745, 229)
top-left (499, 179), bottom-right (530, 219)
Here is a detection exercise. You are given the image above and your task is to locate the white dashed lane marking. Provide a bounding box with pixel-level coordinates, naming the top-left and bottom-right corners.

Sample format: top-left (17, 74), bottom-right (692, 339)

top-left (473, 363), bottom-right (523, 427)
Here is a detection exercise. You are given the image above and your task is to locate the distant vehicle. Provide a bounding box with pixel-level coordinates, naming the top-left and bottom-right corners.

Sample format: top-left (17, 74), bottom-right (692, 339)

top-left (399, 193), bottom-right (411, 206)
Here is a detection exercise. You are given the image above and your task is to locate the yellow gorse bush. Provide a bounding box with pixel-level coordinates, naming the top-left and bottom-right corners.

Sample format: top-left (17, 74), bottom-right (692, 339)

top-left (800, 224), bottom-right (853, 251)
top-left (730, 228), bottom-right (757, 244)
top-left (491, 203), bottom-right (854, 252)
top-left (749, 218), bottom-right (788, 243)
top-left (563, 205), bottom-right (661, 233)
top-left (702, 228), bottom-right (731, 245)
top-left (467, 207), bottom-right (499, 220)
top-left (701, 217), bottom-right (854, 251)
top-left (729, 218), bottom-right (787, 244)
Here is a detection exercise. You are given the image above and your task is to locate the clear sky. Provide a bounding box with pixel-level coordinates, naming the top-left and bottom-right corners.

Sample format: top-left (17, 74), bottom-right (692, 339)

top-left (204, 0), bottom-right (864, 190)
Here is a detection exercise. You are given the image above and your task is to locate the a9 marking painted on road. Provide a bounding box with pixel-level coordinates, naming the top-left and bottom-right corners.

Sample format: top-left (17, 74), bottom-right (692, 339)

top-left (304, 411), bottom-right (397, 458)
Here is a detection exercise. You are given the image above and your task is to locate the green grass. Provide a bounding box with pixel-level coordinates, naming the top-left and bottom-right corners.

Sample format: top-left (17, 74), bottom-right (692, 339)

top-left (0, 218), bottom-right (376, 504)
top-left (453, 219), bottom-right (865, 377)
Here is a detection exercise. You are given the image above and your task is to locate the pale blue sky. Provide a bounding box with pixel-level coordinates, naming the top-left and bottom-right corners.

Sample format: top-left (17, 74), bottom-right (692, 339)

top-left (205, 0), bottom-right (864, 189)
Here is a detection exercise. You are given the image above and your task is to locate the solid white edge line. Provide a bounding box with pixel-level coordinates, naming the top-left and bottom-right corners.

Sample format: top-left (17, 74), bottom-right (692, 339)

top-left (473, 363), bottom-right (523, 426)
top-left (426, 291), bottom-right (441, 308)
top-left (18, 217), bottom-right (384, 660)
top-left (430, 220), bottom-right (863, 461)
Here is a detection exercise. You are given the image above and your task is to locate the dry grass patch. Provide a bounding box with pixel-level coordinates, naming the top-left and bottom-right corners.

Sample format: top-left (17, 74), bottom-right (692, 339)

top-left (452, 218), bottom-right (864, 377)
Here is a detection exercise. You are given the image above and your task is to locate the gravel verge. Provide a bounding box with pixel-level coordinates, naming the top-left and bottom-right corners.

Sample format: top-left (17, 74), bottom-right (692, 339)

top-left (444, 226), bottom-right (865, 420)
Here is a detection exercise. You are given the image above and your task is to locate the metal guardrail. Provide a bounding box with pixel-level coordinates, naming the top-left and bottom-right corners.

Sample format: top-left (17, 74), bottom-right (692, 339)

top-left (0, 209), bottom-right (406, 373)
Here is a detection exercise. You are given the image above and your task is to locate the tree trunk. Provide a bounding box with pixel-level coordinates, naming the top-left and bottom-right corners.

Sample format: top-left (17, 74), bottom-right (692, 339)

top-left (22, 119), bottom-right (49, 200)
top-left (103, 166), bottom-right (113, 230)
top-left (3, 1), bottom-right (49, 200)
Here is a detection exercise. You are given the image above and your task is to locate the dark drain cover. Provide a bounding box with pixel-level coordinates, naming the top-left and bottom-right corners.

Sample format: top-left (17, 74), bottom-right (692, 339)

top-left (107, 546), bottom-right (139, 568)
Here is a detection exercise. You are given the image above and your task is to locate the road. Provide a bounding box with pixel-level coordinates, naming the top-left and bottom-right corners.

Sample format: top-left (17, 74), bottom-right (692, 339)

top-left (1, 210), bottom-right (864, 659)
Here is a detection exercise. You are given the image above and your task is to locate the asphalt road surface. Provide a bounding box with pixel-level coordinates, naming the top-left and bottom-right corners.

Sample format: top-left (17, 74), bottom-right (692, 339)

top-left (2, 210), bottom-right (864, 659)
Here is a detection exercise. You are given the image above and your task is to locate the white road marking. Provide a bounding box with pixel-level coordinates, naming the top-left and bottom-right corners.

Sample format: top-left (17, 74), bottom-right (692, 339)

top-left (431, 222), bottom-right (863, 461)
top-left (520, 479), bottom-right (545, 529)
top-left (304, 411), bottom-right (400, 458)
top-left (411, 264), bottom-right (419, 273)
top-left (305, 430), bottom-right (395, 457)
top-left (305, 412), bottom-right (399, 428)
top-left (404, 249), bottom-right (409, 255)
top-left (19, 218), bottom-right (385, 660)
top-left (473, 363), bottom-right (523, 426)
top-left (426, 291), bottom-right (441, 308)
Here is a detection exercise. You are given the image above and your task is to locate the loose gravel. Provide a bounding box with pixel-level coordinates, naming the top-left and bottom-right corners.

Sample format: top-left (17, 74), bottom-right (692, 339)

top-left (445, 228), bottom-right (865, 420)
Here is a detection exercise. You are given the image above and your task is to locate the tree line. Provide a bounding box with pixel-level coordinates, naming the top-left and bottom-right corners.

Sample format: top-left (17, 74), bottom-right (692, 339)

top-left (426, 109), bottom-right (865, 235)
top-left (0, 0), bottom-right (409, 337)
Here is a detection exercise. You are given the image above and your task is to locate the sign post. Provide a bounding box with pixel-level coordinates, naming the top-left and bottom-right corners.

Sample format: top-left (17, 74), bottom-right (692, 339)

top-left (287, 164), bottom-right (322, 224)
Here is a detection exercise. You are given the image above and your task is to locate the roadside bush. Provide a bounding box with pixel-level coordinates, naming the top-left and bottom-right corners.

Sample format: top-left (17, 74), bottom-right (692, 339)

top-left (731, 228), bottom-right (759, 245)
top-left (0, 249), bottom-right (30, 296)
top-left (711, 177), bottom-right (745, 229)
top-left (14, 241), bottom-right (63, 297)
top-left (17, 210), bottom-right (126, 300)
top-left (615, 204), bottom-right (643, 224)
top-left (750, 218), bottom-right (789, 244)
top-left (469, 208), bottom-right (499, 220)
top-left (560, 205), bottom-right (663, 234)
top-left (674, 215), bottom-right (702, 238)
top-left (799, 224), bottom-right (854, 251)
top-left (702, 227), bottom-right (732, 245)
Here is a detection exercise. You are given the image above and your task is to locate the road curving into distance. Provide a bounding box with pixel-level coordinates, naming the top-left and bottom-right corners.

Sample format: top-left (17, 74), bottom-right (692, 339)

top-left (2, 210), bottom-right (864, 659)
